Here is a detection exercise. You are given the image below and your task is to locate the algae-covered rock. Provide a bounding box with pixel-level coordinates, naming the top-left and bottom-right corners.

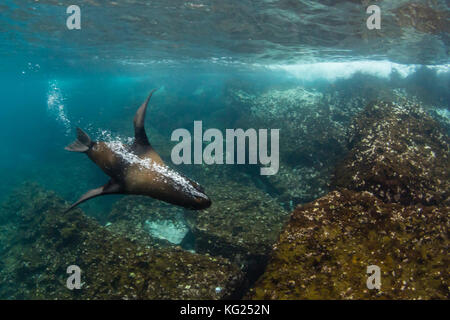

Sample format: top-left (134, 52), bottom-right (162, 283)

top-left (248, 189), bottom-right (449, 300)
top-left (0, 183), bottom-right (245, 300)
top-left (393, 3), bottom-right (449, 35)
top-left (333, 100), bottom-right (450, 206)
top-left (183, 166), bottom-right (289, 282)
top-left (226, 86), bottom-right (367, 205)
top-left (265, 163), bottom-right (331, 206)
top-left (229, 87), bottom-right (351, 169)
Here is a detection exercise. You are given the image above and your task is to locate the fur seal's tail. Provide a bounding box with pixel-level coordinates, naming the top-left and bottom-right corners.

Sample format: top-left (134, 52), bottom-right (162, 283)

top-left (65, 128), bottom-right (93, 152)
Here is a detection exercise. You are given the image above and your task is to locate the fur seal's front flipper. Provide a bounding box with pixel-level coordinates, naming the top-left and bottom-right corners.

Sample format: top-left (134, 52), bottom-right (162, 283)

top-left (132, 89), bottom-right (158, 150)
top-left (65, 128), bottom-right (93, 153)
top-left (64, 180), bottom-right (121, 213)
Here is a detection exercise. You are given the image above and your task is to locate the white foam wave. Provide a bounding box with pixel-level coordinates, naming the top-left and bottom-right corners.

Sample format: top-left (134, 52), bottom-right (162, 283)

top-left (267, 61), bottom-right (450, 82)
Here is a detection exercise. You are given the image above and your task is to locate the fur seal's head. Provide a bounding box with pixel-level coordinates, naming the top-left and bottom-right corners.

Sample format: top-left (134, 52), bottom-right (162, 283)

top-left (192, 196), bottom-right (212, 210)
top-left (183, 186), bottom-right (211, 210)
top-left (176, 177), bottom-right (211, 210)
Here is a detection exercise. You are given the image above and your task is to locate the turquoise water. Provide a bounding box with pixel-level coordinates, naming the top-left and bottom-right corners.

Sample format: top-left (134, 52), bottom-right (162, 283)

top-left (0, 0), bottom-right (448, 300)
top-left (1, 65), bottom-right (447, 211)
top-left (0, 69), bottom-right (297, 213)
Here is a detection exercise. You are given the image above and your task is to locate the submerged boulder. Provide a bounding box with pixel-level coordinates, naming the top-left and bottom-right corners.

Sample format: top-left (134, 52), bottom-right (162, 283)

top-left (183, 166), bottom-right (289, 283)
top-left (249, 98), bottom-right (449, 300)
top-left (0, 183), bottom-right (245, 299)
top-left (229, 87), bottom-right (352, 169)
top-left (393, 3), bottom-right (449, 35)
top-left (264, 163), bottom-right (332, 207)
top-left (106, 196), bottom-right (192, 249)
top-left (248, 189), bottom-right (449, 300)
top-left (333, 100), bottom-right (449, 206)
top-left (227, 86), bottom-right (367, 205)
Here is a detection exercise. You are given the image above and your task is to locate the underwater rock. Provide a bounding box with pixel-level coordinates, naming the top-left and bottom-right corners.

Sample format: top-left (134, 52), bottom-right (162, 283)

top-left (183, 165), bottom-right (289, 283)
top-left (0, 183), bottom-right (245, 299)
top-left (229, 87), bottom-right (348, 167)
top-left (248, 189), bottom-right (449, 300)
top-left (227, 86), bottom-right (366, 205)
top-left (333, 100), bottom-right (450, 206)
top-left (106, 196), bottom-right (192, 249)
top-left (265, 163), bottom-right (331, 207)
top-left (144, 217), bottom-right (189, 246)
top-left (393, 3), bottom-right (449, 35)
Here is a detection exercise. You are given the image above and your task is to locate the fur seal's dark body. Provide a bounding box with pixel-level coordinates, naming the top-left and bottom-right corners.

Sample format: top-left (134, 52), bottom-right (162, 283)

top-left (64, 90), bottom-right (211, 212)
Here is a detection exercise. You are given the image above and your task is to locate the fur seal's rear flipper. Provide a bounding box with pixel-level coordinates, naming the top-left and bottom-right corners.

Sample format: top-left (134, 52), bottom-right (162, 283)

top-left (64, 180), bottom-right (121, 213)
top-left (133, 89), bottom-right (158, 149)
top-left (65, 128), bottom-right (93, 153)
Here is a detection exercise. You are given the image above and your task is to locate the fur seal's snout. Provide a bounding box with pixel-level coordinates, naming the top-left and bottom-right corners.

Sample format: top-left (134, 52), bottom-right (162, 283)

top-left (64, 89), bottom-right (211, 212)
top-left (189, 192), bottom-right (212, 210)
top-left (198, 197), bottom-right (212, 210)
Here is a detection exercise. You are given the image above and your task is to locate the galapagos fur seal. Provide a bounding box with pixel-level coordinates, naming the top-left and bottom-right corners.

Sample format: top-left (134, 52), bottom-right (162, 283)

top-left (64, 89), bottom-right (211, 212)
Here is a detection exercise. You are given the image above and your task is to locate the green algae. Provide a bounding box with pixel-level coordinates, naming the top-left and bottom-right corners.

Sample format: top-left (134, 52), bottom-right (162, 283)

top-left (248, 190), bottom-right (449, 300)
top-left (333, 100), bottom-right (449, 206)
top-left (248, 98), bottom-right (449, 300)
top-left (0, 183), bottom-right (245, 300)
top-left (183, 165), bottom-right (289, 283)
